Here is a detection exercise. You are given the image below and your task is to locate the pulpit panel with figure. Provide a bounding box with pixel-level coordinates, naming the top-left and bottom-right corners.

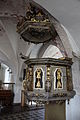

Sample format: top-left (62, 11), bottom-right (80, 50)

top-left (54, 68), bottom-right (63, 89)
top-left (34, 67), bottom-right (44, 89)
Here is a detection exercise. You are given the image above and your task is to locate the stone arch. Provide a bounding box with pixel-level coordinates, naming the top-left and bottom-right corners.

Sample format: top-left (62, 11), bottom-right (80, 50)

top-left (38, 35), bottom-right (67, 58)
top-left (42, 45), bottom-right (63, 59)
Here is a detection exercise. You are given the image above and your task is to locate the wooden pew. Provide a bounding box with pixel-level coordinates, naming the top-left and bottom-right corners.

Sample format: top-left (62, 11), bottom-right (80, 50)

top-left (0, 90), bottom-right (14, 106)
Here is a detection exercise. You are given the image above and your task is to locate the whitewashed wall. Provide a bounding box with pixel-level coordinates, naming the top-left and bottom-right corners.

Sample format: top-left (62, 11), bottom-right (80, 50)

top-left (66, 95), bottom-right (80, 120)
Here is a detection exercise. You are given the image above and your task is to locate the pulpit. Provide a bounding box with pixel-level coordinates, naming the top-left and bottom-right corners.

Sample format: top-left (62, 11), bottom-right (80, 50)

top-left (21, 58), bottom-right (75, 120)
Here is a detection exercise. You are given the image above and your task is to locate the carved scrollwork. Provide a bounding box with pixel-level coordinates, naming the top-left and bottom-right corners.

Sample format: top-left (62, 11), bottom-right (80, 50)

top-left (26, 66), bottom-right (33, 91)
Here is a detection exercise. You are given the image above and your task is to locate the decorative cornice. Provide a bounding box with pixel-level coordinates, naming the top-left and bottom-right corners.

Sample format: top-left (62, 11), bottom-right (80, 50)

top-left (25, 57), bottom-right (73, 66)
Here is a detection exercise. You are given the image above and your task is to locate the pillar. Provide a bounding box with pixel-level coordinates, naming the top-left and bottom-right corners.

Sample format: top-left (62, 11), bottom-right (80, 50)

top-left (45, 101), bottom-right (66, 120)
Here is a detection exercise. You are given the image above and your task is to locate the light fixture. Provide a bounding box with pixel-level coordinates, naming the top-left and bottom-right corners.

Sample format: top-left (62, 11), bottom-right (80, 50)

top-left (7, 68), bottom-right (10, 71)
top-left (9, 70), bottom-right (12, 74)
top-left (19, 52), bottom-right (29, 60)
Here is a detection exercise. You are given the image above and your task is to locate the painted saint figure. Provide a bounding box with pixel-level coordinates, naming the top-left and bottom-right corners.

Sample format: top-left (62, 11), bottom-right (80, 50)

top-left (56, 69), bottom-right (62, 89)
top-left (35, 68), bottom-right (43, 88)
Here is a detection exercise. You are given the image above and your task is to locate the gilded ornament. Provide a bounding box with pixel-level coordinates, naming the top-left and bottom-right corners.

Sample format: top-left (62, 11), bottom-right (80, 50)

top-left (23, 79), bottom-right (27, 90)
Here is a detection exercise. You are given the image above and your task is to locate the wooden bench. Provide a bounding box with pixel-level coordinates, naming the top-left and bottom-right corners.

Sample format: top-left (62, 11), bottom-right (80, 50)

top-left (0, 90), bottom-right (14, 106)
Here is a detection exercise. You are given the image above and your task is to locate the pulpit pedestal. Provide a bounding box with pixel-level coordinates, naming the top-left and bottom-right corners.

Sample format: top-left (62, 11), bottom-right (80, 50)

top-left (21, 90), bottom-right (25, 107)
top-left (45, 101), bottom-right (66, 120)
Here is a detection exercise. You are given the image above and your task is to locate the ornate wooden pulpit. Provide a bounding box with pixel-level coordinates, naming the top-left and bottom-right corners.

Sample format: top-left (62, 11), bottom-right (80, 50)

top-left (21, 58), bottom-right (75, 120)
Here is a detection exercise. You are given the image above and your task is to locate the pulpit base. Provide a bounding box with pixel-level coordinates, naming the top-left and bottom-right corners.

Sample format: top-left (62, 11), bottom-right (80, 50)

top-left (45, 101), bottom-right (66, 120)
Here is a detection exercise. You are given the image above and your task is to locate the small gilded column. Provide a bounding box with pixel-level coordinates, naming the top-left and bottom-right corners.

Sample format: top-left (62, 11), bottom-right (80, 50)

top-left (29, 65), bottom-right (33, 91)
top-left (45, 65), bottom-right (52, 92)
